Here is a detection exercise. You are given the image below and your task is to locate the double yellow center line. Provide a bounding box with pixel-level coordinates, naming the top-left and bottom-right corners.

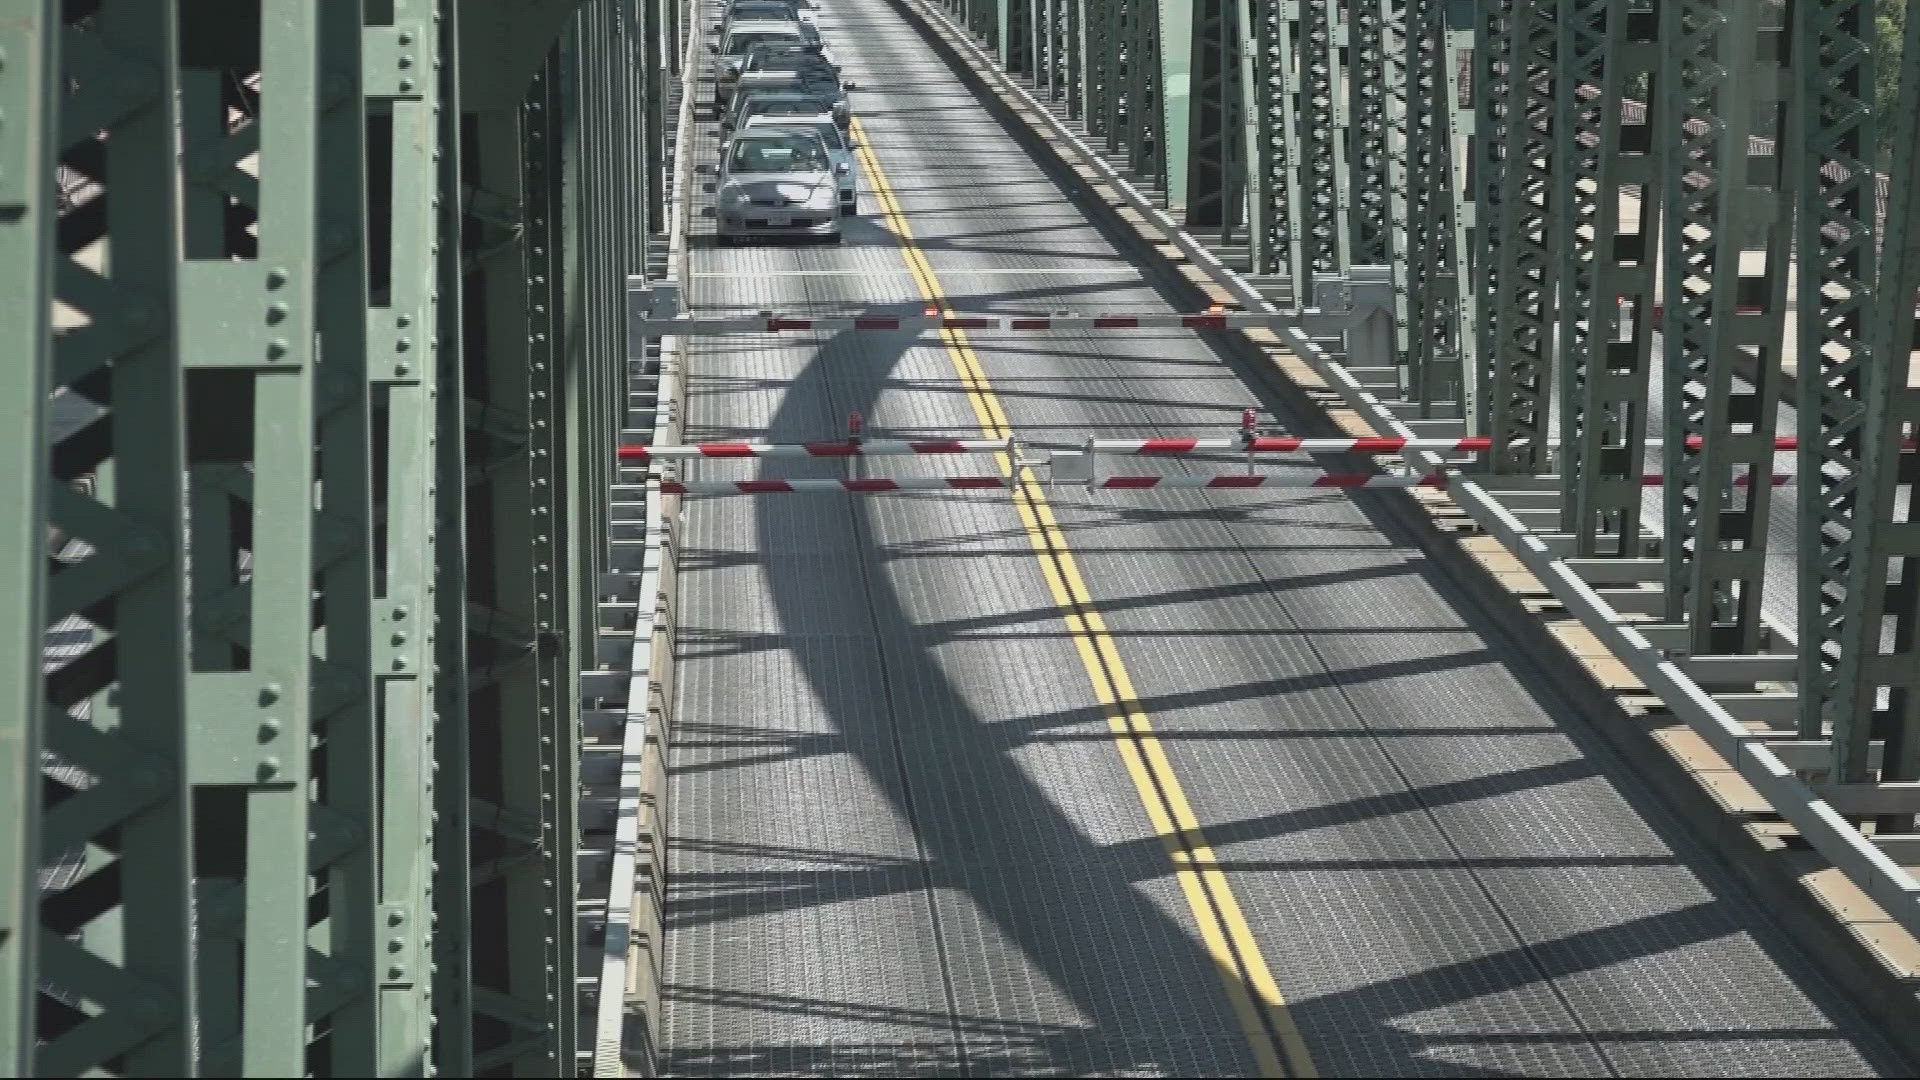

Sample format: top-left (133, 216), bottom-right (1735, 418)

top-left (849, 118), bottom-right (1318, 1079)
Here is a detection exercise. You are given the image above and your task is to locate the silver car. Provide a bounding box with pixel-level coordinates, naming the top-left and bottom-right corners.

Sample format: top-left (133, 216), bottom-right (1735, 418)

top-left (715, 129), bottom-right (843, 244)
top-left (711, 21), bottom-right (806, 109)
top-left (745, 115), bottom-right (859, 215)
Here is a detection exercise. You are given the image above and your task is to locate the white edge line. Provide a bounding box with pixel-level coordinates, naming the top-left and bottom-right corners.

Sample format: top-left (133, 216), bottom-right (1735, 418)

top-left (906, 0), bottom-right (1920, 933)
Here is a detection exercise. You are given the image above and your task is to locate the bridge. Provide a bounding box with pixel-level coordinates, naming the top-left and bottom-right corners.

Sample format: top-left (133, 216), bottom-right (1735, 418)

top-left (4, 0), bottom-right (1920, 1076)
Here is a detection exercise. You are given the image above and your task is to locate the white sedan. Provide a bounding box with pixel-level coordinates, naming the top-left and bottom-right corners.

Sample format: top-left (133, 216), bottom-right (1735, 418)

top-left (744, 114), bottom-right (860, 215)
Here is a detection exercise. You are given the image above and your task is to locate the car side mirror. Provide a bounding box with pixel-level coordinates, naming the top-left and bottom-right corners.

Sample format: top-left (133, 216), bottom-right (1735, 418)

top-left (706, 42), bottom-right (719, 53)
top-left (836, 162), bottom-right (850, 174)
top-left (710, 23), bottom-right (723, 33)
top-left (843, 80), bottom-right (857, 90)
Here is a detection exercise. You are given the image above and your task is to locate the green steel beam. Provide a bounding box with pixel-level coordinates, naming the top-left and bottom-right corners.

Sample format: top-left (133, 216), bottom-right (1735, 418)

top-left (36, 2), bottom-right (197, 1073)
top-left (1186, 0), bottom-right (1245, 239)
top-left (432, 2), bottom-right (477, 1072)
top-left (1659, 0), bottom-right (1792, 653)
top-left (1160, 0), bottom-right (1195, 211)
top-left (1827, 6), bottom-right (1920, 795)
top-left (0, 4), bottom-right (53, 1071)
top-left (1345, 0), bottom-right (1392, 266)
top-left (1557, 0), bottom-right (1660, 556)
top-left (1485, 0), bottom-right (1558, 471)
top-left (308, 3), bottom-right (381, 1074)
top-left (1244, 0), bottom-right (1296, 279)
top-left (1471, 0), bottom-right (1516, 432)
top-left (1292, 0), bottom-right (1349, 298)
top-left (1398, 0), bottom-right (1469, 414)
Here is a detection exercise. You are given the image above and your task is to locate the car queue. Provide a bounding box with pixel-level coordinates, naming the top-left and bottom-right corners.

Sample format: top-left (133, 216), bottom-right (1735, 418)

top-left (707, 0), bottom-right (861, 244)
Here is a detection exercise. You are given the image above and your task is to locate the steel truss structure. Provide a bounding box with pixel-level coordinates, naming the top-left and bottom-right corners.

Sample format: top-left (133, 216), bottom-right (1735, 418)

top-left (937, 0), bottom-right (1920, 942)
top-left (1, 0), bottom-right (673, 1074)
top-left (5, 0), bottom-right (1920, 1072)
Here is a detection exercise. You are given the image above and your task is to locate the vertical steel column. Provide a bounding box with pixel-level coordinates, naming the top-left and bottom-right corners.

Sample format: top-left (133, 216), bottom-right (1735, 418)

top-left (1377, 0), bottom-right (1413, 366)
top-left (1794, 0), bottom-right (1880, 740)
top-left (524, 50), bottom-right (580, 1073)
top-left (0, 5), bottom-right (52, 1070)
top-left (1002, 0), bottom-right (1032, 72)
top-left (1066, 0), bottom-right (1083, 115)
top-left (1485, 0), bottom-right (1559, 472)
top-left (1126, 2), bottom-right (1165, 187)
top-left (430, 3), bottom-right (475, 1073)
top-left (1345, 0), bottom-right (1392, 265)
top-left (37, 0), bottom-right (198, 1070)
top-left (306, 3), bottom-right (380, 1073)
top-left (1162, 0), bottom-right (1195, 210)
top-left (1091, 1), bottom-right (1121, 146)
top-left (1472, 0), bottom-right (1517, 430)
top-left (1659, 0), bottom-right (1793, 652)
top-left (369, 1), bottom-right (452, 1069)
top-left (1188, 0), bottom-right (1246, 239)
top-left (1246, 0), bottom-right (1301, 281)
top-left (1399, 0), bottom-right (1469, 414)
top-left (1825, 9), bottom-right (1920, 793)
top-left (1557, 0), bottom-right (1662, 555)
top-left (1293, 0), bottom-right (1350, 298)
top-left (182, 2), bottom-right (324, 1070)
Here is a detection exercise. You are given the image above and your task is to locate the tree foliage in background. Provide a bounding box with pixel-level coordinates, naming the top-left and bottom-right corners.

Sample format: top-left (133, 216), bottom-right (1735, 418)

top-left (1879, 3), bottom-right (1908, 168)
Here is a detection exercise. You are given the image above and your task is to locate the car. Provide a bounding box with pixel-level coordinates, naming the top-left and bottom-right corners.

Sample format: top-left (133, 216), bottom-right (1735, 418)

top-left (714, 0), bottom-right (814, 33)
top-left (741, 42), bottom-right (853, 91)
top-left (745, 114), bottom-right (859, 215)
top-left (714, 128), bottom-right (844, 244)
top-left (711, 21), bottom-right (807, 109)
top-left (725, 87), bottom-right (847, 136)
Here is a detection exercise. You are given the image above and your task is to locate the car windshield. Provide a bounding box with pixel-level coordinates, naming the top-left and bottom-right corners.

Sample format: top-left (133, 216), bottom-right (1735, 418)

top-left (731, 136), bottom-right (828, 174)
top-left (750, 96), bottom-right (826, 117)
top-left (725, 29), bottom-right (800, 54)
top-left (807, 122), bottom-right (843, 150)
top-left (729, 4), bottom-right (795, 21)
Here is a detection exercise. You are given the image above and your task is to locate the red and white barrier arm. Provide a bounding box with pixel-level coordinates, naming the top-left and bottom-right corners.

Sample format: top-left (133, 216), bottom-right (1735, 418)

top-left (657, 473), bottom-right (1797, 495)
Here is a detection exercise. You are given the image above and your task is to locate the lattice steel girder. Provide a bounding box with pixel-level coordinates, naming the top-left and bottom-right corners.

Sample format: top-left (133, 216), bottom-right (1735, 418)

top-left (1399, 0), bottom-right (1472, 415)
top-left (1557, 0), bottom-right (1661, 556)
top-left (0, 4), bottom-right (53, 1070)
top-left (367, 1), bottom-right (452, 1069)
top-left (1244, 0), bottom-right (1299, 279)
top-left (1292, 0), bottom-right (1350, 290)
top-left (34, 2), bottom-right (197, 1074)
top-left (176, 2), bottom-right (327, 1071)
top-left (1378, 0), bottom-right (1411, 359)
top-left (1659, 0), bottom-right (1793, 653)
top-left (1186, 0), bottom-right (1246, 238)
top-left (1345, 0), bottom-right (1393, 265)
top-left (1827, 7), bottom-right (1920, 790)
top-left (430, 4), bottom-right (476, 1074)
top-left (1794, 0), bottom-right (1880, 742)
top-left (1486, 0), bottom-right (1560, 471)
top-left (304, 3), bottom-right (381, 1073)
top-left (1161, 0), bottom-right (1196, 210)
top-left (525, 48), bottom-right (582, 1072)
top-left (1472, 0), bottom-right (1516, 431)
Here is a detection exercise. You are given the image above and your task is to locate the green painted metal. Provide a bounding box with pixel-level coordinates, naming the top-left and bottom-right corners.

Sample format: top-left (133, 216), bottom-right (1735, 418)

top-left (308, 3), bottom-right (382, 1074)
top-left (1345, 0), bottom-right (1392, 266)
top-left (1659, 0), bottom-right (1792, 653)
top-left (1485, 0), bottom-right (1559, 471)
top-left (1826, 6), bottom-right (1920, 793)
top-left (1471, 0), bottom-right (1515, 433)
top-left (1244, 0), bottom-right (1296, 279)
top-left (430, 3), bottom-right (477, 1072)
top-left (1398, 0), bottom-right (1469, 415)
top-left (1186, 0), bottom-right (1246, 239)
top-left (0, 4), bottom-right (54, 1071)
top-left (1160, 0), bottom-right (1195, 211)
top-left (1555, 0), bottom-right (1660, 555)
top-left (1292, 0), bottom-right (1349, 296)
top-left (36, 2), bottom-right (197, 1074)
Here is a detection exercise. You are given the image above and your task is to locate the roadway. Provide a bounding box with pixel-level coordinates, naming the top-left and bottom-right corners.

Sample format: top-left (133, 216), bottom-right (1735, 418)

top-left (657, 0), bottom-right (1910, 1075)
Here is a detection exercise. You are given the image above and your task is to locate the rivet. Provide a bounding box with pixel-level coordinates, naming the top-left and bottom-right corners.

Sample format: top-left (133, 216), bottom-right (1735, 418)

top-left (394, 605), bottom-right (410, 619)
top-left (258, 719), bottom-right (281, 742)
top-left (398, 31), bottom-right (414, 45)
top-left (258, 757), bottom-right (281, 780)
top-left (394, 657), bottom-right (409, 670)
top-left (267, 338), bottom-right (289, 360)
top-left (267, 267), bottom-right (289, 289)
top-left (392, 631), bottom-right (408, 646)
top-left (396, 314), bottom-right (412, 328)
top-left (395, 362), bottom-right (411, 376)
top-left (399, 78), bottom-right (415, 92)
top-left (399, 54), bottom-right (414, 69)
top-left (396, 337), bottom-right (412, 351)
top-left (266, 302), bottom-right (289, 324)
top-left (260, 683), bottom-right (282, 705)
top-left (389, 965), bottom-right (406, 979)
